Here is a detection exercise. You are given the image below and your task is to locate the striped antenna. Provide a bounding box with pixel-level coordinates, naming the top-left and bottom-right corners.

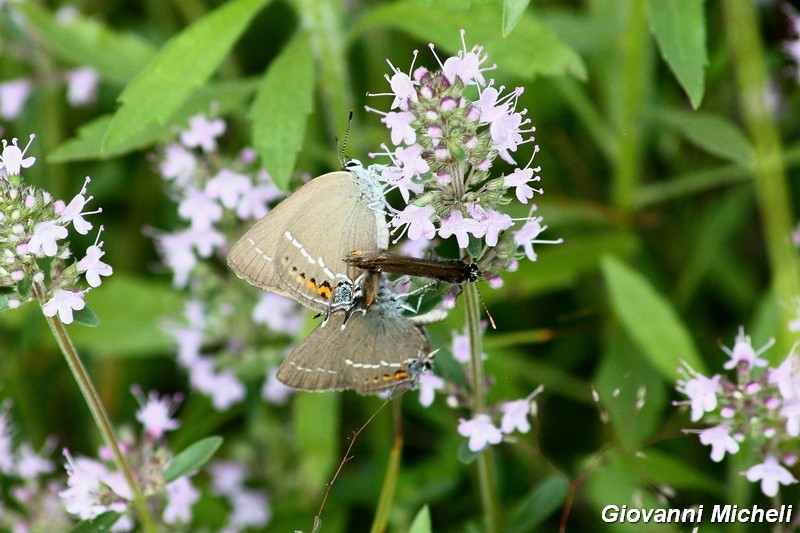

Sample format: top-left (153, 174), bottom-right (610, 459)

top-left (338, 109), bottom-right (355, 167)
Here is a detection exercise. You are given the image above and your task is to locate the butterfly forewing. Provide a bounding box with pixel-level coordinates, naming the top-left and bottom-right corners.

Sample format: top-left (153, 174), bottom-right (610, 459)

top-left (227, 171), bottom-right (388, 312)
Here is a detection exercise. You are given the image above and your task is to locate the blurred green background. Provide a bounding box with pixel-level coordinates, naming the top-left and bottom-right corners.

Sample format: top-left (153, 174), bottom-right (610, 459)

top-left (2, 0), bottom-right (799, 531)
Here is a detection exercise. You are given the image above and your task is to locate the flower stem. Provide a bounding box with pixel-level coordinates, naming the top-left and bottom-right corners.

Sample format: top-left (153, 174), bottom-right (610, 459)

top-left (611, 0), bottom-right (648, 213)
top-left (722, 0), bottom-right (800, 358)
top-left (28, 12), bottom-right (68, 201)
top-left (463, 282), bottom-right (501, 533)
top-left (370, 398), bottom-right (404, 533)
top-left (293, 0), bottom-right (353, 145)
top-left (32, 281), bottom-right (156, 532)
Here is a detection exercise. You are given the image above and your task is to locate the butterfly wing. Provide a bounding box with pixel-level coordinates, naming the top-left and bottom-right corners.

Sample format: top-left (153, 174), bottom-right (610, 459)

top-left (227, 171), bottom-right (388, 311)
top-left (276, 302), bottom-right (431, 394)
top-left (346, 250), bottom-right (479, 283)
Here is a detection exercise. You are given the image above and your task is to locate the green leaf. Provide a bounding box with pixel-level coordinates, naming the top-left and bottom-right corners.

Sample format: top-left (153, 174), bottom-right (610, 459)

top-left (353, 1), bottom-right (586, 81)
top-left (163, 436), bottom-right (223, 483)
top-left (71, 306), bottom-right (100, 327)
top-left (48, 116), bottom-right (115, 163)
top-left (506, 476), bottom-right (568, 533)
top-left (409, 505), bottom-right (433, 533)
top-left (456, 438), bottom-right (481, 464)
top-left (50, 79), bottom-right (259, 162)
top-left (415, 289), bottom-right (444, 316)
top-left (602, 256), bottom-right (706, 381)
top-left (586, 453), bottom-right (664, 518)
top-left (17, 275), bottom-right (32, 298)
top-left (251, 32), bottom-right (316, 189)
top-left (502, 0), bottom-right (531, 37)
top-left (0, 295), bottom-right (9, 313)
top-left (596, 326), bottom-right (668, 447)
top-left (647, 0), bottom-right (707, 108)
top-left (102, 0), bottom-right (271, 154)
top-left (635, 162), bottom-right (750, 207)
top-left (635, 449), bottom-right (726, 495)
top-left (752, 290), bottom-right (783, 365)
top-left (18, 4), bottom-right (156, 85)
top-left (467, 236), bottom-right (483, 260)
top-left (68, 274), bottom-right (184, 357)
top-left (655, 110), bottom-right (753, 167)
top-left (497, 230), bottom-right (640, 296)
top-left (675, 188), bottom-right (753, 306)
top-left (71, 511), bottom-right (121, 533)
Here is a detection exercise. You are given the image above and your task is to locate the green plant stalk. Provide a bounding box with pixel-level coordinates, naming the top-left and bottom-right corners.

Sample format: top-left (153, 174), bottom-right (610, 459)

top-left (294, 0), bottom-right (353, 146)
top-left (464, 282), bottom-right (501, 533)
top-left (611, 0), bottom-right (648, 212)
top-left (722, 0), bottom-right (800, 358)
top-left (28, 7), bottom-right (68, 201)
top-left (32, 282), bottom-right (156, 532)
top-left (727, 437), bottom-right (758, 533)
top-left (370, 431), bottom-right (402, 533)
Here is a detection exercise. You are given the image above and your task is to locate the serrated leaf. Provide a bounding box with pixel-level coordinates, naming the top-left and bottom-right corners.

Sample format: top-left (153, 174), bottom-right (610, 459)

top-left (647, 0), bottom-right (707, 108)
top-left (102, 0), bottom-right (271, 154)
top-left (409, 505), bottom-right (433, 533)
top-left (656, 110), bottom-right (753, 167)
top-left (602, 256), bottom-right (706, 381)
top-left (48, 116), bottom-right (115, 163)
top-left (50, 79), bottom-right (259, 162)
top-left (506, 476), bottom-right (568, 533)
top-left (71, 511), bottom-right (121, 533)
top-left (18, 4), bottom-right (156, 85)
top-left (502, 0), bottom-right (531, 37)
top-left (71, 306), bottom-right (100, 327)
top-left (353, 1), bottom-right (586, 81)
top-left (251, 32), bottom-right (315, 189)
top-left (164, 436), bottom-right (223, 483)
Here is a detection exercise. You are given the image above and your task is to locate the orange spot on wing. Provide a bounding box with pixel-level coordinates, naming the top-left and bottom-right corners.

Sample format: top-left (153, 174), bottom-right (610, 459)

top-left (383, 370), bottom-right (409, 382)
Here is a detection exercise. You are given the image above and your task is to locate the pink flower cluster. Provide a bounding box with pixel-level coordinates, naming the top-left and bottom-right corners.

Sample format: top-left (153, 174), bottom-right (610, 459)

top-left (208, 461), bottom-right (272, 530)
top-left (152, 113), bottom-right (302, 412)
top-left (415, 326), bottom-right (541, 453)
top-left (366, 31), bottom-right (561, 275)
top-left (59, 389), bottom-right (199, 530)
top-left (0, 134), bottom-right (112, 324)
top-left (153, 114), bottom-right (282, 288)
top-left (676, 327), bottom-right (800, 497)
top-left (0, 400), bottom-right (64, 531)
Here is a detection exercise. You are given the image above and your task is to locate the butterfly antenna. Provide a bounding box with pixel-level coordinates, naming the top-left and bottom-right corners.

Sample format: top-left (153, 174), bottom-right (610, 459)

top-left (477, 285), bottom-right (497, 329)
top-left (467, 252), bottom-right (495, 328)
top-left (340, 109), bottom-right (354, 166)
